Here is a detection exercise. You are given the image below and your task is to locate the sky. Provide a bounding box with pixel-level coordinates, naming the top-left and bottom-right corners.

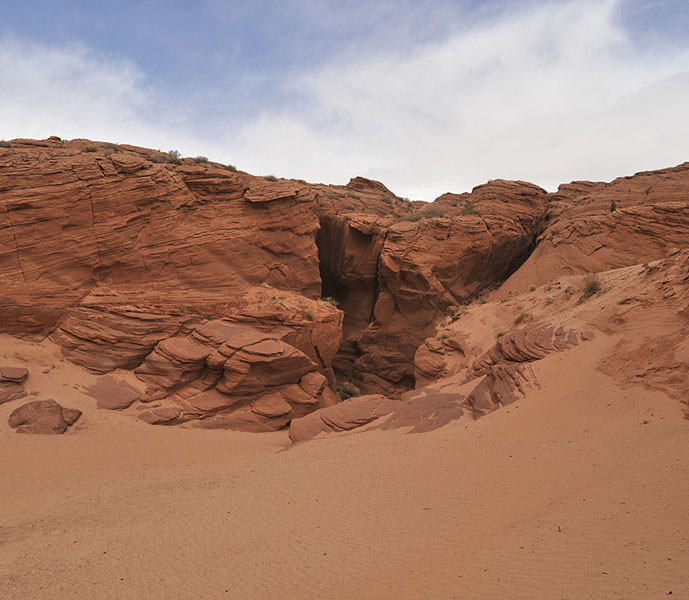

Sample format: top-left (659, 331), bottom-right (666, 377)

top-left (1, 0), bottom-right (689, 200)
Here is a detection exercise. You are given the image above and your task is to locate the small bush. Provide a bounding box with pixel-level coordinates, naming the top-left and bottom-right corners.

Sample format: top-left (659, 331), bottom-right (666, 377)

top-left (263, 175), bottom-right (278, 182)
top-left (496, 330), bottom-right (506, 338)
top-left (194, 155), bottom-right (209, 164)
top-left (582, 274), bottom-right (601, 298)
top-left (336, 381), bottom-right (360, 400)
top-left (225, 164), bottom-right (237, 172)
top-left (322, 296), bottom-right (339, 307)
top-left (178, 304), bottom-right (188, 314)
top-left (610, 199), bottom-right (616, 212)
top-left (529, 285), bottom-right (536, 292)
top-left (642, 262), bottom-right (649, 269)
top-left (478, 297), bottom-right (487, 305)
top-left (461, 203), bottom-right (476, 215)
top-left (382, 196), bottom-right (394, 205)
top-left (82, 146), bottom-right (98, 152)
top-left (164, 150), bottom-right (182, 165)
top-left (402, 214), bottom-right (422, 222)
top-left (0, 140), bottom-right (12, 148)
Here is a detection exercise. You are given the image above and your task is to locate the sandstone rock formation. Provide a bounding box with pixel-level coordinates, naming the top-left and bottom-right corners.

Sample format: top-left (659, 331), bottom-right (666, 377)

top-left (8, 399), bottom-right (82, 434)
top-left (289, 394), bottom-right (398, 442)
top-left (1, 138), bottom-right (688, 431)
top-left (497, 163), bottom-right (689, 296)
top-left (0, 366), bottom-right (28, 404)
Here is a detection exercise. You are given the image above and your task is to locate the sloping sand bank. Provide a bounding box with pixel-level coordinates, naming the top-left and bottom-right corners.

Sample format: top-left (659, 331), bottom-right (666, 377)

top-left (1, 337), bottom-right (687, 599)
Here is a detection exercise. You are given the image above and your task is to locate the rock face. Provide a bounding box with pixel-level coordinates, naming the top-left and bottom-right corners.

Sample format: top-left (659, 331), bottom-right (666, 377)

top-left (135, 320), bottom-right (339, 431)
top-left (8, 399), bottom-right (82, 434)
top-left (289, 394), bottom-right (398, 442)
top-left (318, 179), bottom-right (548, 394)
top-left (2, 138), bottom-right (688, 430)
top-left (0, 366), bottom-right (28, 404)
top-left (497, 163), bottom-right (689, 297)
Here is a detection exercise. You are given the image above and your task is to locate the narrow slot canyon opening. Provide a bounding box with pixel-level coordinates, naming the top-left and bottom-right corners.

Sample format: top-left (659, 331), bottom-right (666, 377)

top-left (315, 217), bottom-right (382, 390)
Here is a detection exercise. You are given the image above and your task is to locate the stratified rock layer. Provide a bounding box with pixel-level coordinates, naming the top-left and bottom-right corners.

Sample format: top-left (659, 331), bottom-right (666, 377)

top-left (0, 366), bottom-right (28, 404)
top-left (498, 163), bottom-right (689, 296)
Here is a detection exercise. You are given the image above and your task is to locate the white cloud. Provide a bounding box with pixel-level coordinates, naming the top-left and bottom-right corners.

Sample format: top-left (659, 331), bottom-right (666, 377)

top-left (232, 0), bottom-right (689, 199)
top-left (0, 37), bottom-right (224, 159)
top-left (2, 1), bottom-right (689, 200)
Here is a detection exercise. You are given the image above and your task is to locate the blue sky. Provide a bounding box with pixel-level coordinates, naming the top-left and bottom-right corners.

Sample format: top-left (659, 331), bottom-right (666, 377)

top-left (2, 0), bottom-right (689, 199)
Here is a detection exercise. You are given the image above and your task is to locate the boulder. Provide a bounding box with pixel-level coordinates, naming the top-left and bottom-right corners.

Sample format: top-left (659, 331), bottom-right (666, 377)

top-left (8, 399), bottom-right (82, 434)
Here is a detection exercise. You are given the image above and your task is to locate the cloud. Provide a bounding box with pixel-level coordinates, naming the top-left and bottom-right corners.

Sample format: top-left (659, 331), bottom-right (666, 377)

top-left (1, 1), bottom-right (689, 201)
top-left (232, 0), bottom-right (689, 199)
top-left (0, 37), bottom-right (225, 158)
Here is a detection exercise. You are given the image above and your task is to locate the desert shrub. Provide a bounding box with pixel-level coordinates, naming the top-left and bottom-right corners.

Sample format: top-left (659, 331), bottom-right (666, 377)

top-left (194, 155), bottom-right (209, 164)
top-left (164, 150), bottom-right (182, 165)
top-left (263, 175), bottom-right (278, 182)
top-left (496, 330), bottom-right (506, 338)
top-left (461, 203), bottom-right (476, 215)
top-left (529, 285), bottom-right (536, 292)
top-left (225, 164), bottom-right (238, 172)
top-left (336, 381), bottom-right (360, 400)
top-left (582, 274), bottom-right (601, 298)
top-left (402, 214), bottom-right (422, 222)
top-left (322, 296), bottom-right (339, 307)
top-left (642, 262), bottom-right (649, 269)
top-left (178, 304), bottom-right (187, 314)
top-left (0, 140), bottom-right (12, 148)
top-left (382, 196), bottom-right (393, 205)
top-left (610, 199), bottom-right (616, 212)
top-left (478, 297), bottom-right (487, 305)
top-left (148, 150), bottom-right (182, 165)
top-left (82, 146), bottom-right (98, 152)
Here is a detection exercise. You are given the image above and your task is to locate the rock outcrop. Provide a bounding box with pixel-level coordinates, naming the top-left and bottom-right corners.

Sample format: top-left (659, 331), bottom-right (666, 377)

top-left (497, 163), bottom-right (689, 296)
top-left (2, 138), bottom-right (688, 430)
top-left (8, 399), bottom-right (82, 434)
top-left (0, 366), bottom-right (28, 404)
top-left (289, 394), bottom-right (398, 442)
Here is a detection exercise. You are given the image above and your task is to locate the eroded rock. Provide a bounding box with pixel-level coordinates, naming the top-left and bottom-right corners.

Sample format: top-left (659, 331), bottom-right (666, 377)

top-left (8, 399), bottom-right (82, 434)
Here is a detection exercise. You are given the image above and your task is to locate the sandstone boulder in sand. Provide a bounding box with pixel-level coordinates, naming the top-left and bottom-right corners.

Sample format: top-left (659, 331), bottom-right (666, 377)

top-left (0, 366), bottom-right (28, 404)
top-left (8, 399), bottom-right (82, 434)
top-left (289, 394), bottom-right (398, 442)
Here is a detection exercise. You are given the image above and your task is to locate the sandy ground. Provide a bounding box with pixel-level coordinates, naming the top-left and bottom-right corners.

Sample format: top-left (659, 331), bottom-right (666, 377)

top-left (1, 335), bottom-right (688, 599)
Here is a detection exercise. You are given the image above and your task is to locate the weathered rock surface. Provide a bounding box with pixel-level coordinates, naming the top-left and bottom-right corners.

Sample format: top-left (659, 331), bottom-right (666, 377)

top-left (289, 394), bottom-right (398, 442)
top-left (8, 399), bottom-right (82, 434)
top-left (0, 366), bottom-right (28, 404)
top-left (86, 376), bottom-right (141, 410)
top-left (131, 320), bottom-right (339, 430)
top-left (319, 179), bottom-right (548, 394)
top-left (498, 163), bottom-right (689, 296)
top-left (2, 139), bottom-right (689, 430)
